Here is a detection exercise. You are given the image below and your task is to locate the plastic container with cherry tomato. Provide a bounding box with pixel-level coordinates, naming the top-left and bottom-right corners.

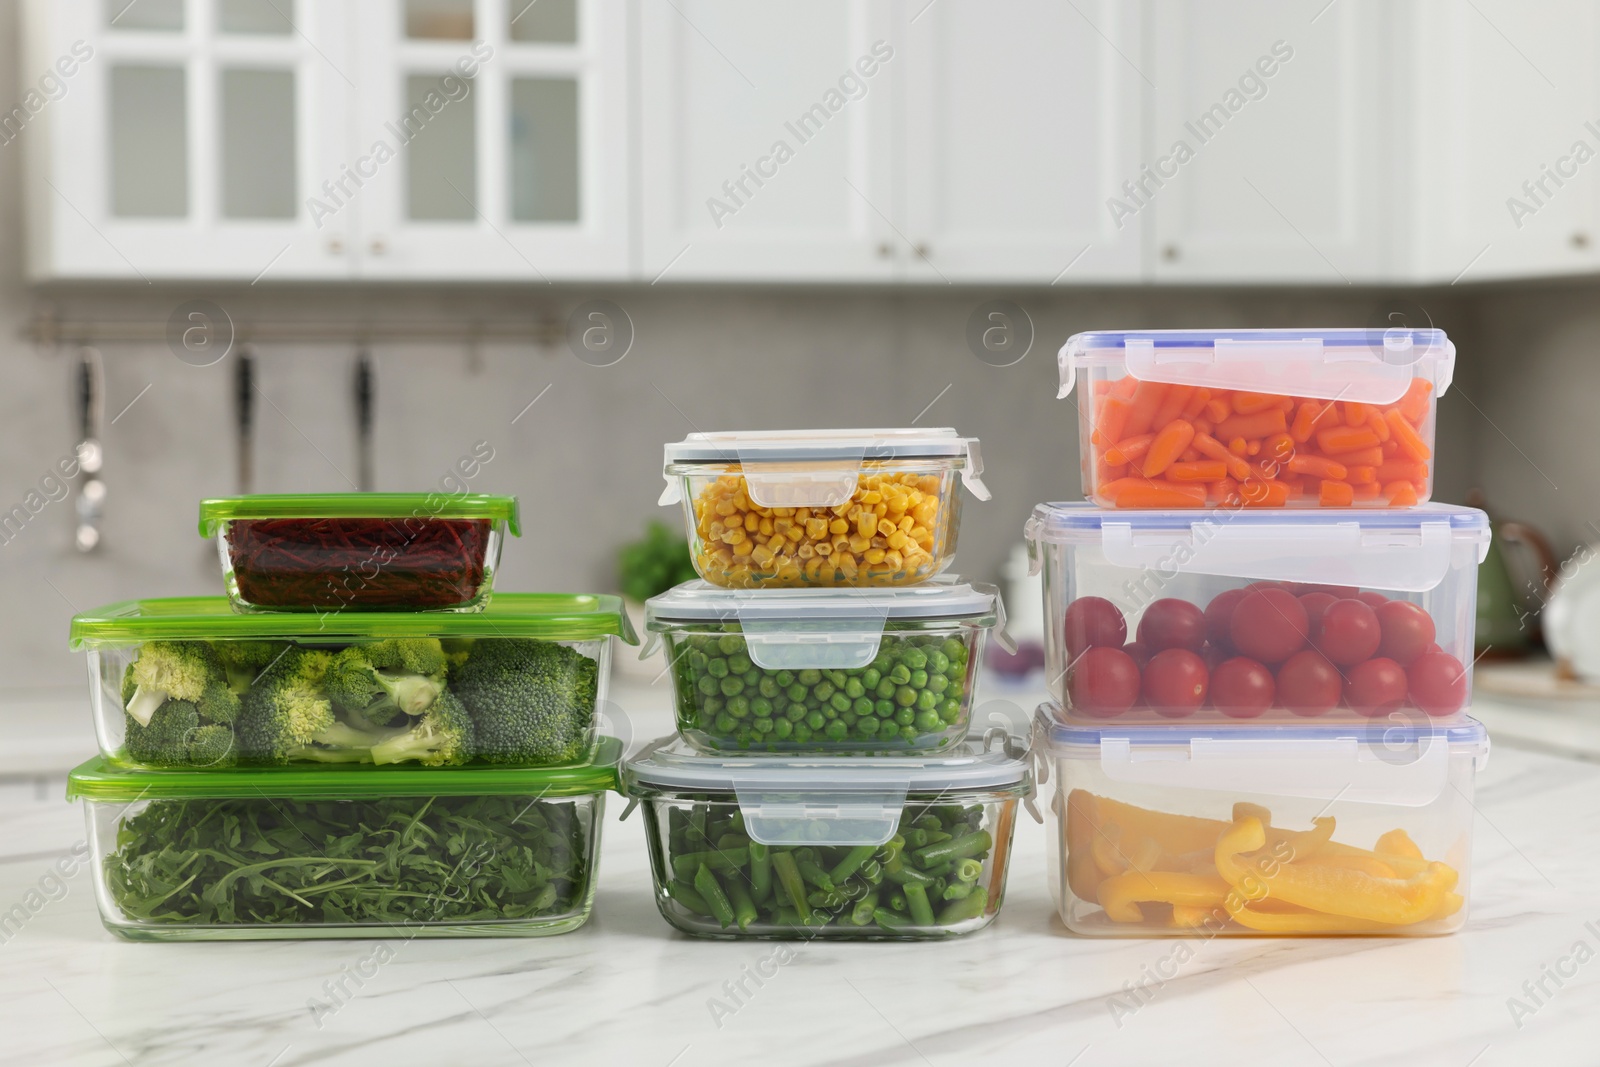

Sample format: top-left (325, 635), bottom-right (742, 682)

top-left (1024, 503), bottom-right (1490, 723)
top-left (1058, 329), bottom-right (1455, 509)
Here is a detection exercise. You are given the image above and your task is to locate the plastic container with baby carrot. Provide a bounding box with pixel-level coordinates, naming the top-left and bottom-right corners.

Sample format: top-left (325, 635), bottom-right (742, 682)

top-left (1059, 329), bottom-right (1455, 508)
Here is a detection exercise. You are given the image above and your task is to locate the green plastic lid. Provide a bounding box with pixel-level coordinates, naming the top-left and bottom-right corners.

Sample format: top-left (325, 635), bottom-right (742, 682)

top-left (69, 593), bottom-right (638, 649)
top-left (198, 493), bottom-right (522, 537)
top-left (67, 736), bottom-right (622, 801)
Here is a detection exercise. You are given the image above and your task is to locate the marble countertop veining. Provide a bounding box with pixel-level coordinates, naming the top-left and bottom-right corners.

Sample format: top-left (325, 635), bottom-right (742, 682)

top-left (2, 681), bottom-right (1600, 1066)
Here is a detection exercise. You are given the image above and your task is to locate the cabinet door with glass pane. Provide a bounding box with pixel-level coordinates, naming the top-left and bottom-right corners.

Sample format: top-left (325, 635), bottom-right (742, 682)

top-left (352, 0), bottom-right (629, 280)
top-left (21, 0), bottom-right (354, 280)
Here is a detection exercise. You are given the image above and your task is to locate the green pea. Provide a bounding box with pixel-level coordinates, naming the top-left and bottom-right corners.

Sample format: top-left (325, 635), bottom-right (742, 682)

top-left (861, 668), bottom-right (881, 689)
top-left (697, 675), bottom-right (720, 697)
top-left (858, 715), bottom-right (880, 735)
top-left (896, 685), bottom-right (917, 708)
top-left (829, 670), bottom-right (849, 688)
top-left (758, 676), bottom-right (781, 699)
top-left (825, 720), bottom-right (849, 741)
top-left (830, 692), bottom-right (852, 713)
top-left (895, 707), bottom-right (915, 726)
top-left (775, 670), bottom-right (795, 688)
top-left (728, 653), bottom-right (752, 674)
top-left (928, 673), bottom-right (949, 694)
top-left (941, 638), bottom-right (967, 664)
top-left (714, 713), bottom-right (736, 733)
top-left (875, 680), bottom-right (896, 700)
top-left (844, 678), bottom-right (866, 699)
top-left (888, 663), bottom-right (912, 686)
top-left (927, 650), bottom-right (950, 674)
top-left (841, 712), bottom-right (858, 729)
top-left (727, 694), bottom-right (749, 717)
top-left (786, 703), bottom-right (808, 722)
top-left (853, 697), bottom-right (875, 718)
top-left (806, 711), bottom-right (826, 730)
top-left (793, 724), bottom-right (813, 743)
top-left (910, 669), bottom-right (928, 689)
top-left (870, 653), bottom-right (894, 674)
top-left (915, 709), bottom-right (941, 732)
top-left (900, 725), bottom-right (918, 741)
top-left (720, 677), bottom-right (745, 697)
top-left (901, 647), bottom-right (928, 671)
top-left (754, 717), bottom-right (774, 734)
top-left (751, 697), bottom-right (773, 718)
top-left (915, 690), bottom-right (937, 712)
top-left (771, 718), bottom-right (793, 739)
top-left (788, 683), bottom-right (810, 703)
top-left (702, 695), bottom-right (724, 715)
top-left (798, 669), bottom-right (822, 686)
top-left (947, 664), bottom-right (967, 685)
top-left (688, 649), bottom-right (710, 671)
top-left (875, 699), bottom-right (896, 718)
top-left (940, 698), bottom-right (962, 723)
top-left (812, 680), bottom-right (836, 701)
top-left (718, 635), bottom-right (744, 655)
top-left (707, 658), bottom-right (730, 678)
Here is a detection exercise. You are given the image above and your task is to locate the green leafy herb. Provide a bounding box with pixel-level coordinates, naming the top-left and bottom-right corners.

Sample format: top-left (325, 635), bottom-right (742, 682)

top-left (106, 793), bottom-right (591, 927)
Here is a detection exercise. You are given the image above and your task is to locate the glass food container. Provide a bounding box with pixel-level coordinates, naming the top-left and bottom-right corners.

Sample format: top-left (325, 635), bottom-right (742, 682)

top-left (1034, 704), bottom-right (1488, 936)
top-left (644, 579), bottom-right (1009, 753)
top-left (69, 594), bottom-right (635, 769)
top-left (1025, 503), bottom-right (1489, 723)
top-left (199, 493), bottom-right (520, 611)
top-left (622, 733), bottom-right (1032, 940)
top-left (67, 737), bottom-right (620, 941)
top-left (660, 429), bottom-right (989, 588)
top-left (1059, 329), bottom-right (1455, 508)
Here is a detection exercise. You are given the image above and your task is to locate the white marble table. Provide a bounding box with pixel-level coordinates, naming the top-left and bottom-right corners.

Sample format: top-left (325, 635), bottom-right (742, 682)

top-left (3, 684), bottom-right (1600, 1066)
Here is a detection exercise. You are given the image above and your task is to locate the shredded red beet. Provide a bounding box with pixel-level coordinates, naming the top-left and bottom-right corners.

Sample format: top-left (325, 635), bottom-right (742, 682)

top-left (226, 517), bottom-right (491, 610)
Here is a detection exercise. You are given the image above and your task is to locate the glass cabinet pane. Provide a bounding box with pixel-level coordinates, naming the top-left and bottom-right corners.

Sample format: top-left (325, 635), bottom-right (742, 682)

top-left (221, 69), bottom-right (296, 218)
top-left (218, 0), bottom-right (294, 34)
top-left (105, 0), bottom-right (184, 30)
top-left (406, 73), bottom-right (477, 220)
top-left (110, 65), bottom-right (188, 217)
top-left (509, 0), bottom-right (577, 43)
top-left (405, 0), bottom-right (473, 39)
top-left (509, 78), bottom-right (579, 221)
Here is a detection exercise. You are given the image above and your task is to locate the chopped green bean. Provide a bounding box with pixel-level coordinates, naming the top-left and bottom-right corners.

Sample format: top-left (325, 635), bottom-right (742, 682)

top-left (725, 874), bottom-right (758, 931)
top-left (903, 882), bottom-right (936, 926)
top-left (828, 844), bottom-right (878, 885)
top-left (912, 829), bottom-right (992, 868)
top-left (772, 852), bottom-right (811, 923)
top-left (937, 886), bottom-right (988, 925)
top-left (668, 881), bottom-right (712, 916)
top-left (851, 889), bottom-right (881, 926)
top-left (696, 863), bottom-right (736, 928)
top-left (749, 842), bottom-right (772, 903)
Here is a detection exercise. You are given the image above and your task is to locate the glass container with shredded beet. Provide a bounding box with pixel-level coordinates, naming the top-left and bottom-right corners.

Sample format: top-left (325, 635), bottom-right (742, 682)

top-left (199, 494), bottom-right (520, 612)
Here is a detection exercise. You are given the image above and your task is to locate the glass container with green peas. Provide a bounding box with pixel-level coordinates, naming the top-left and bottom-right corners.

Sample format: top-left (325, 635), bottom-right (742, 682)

top-left (622, 733), bottom-right (1031, 940)
top-left (644, 581), bottom-right (1007, 753)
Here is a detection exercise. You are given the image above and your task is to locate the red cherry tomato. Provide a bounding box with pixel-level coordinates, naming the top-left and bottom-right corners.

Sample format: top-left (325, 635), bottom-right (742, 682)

top-left (1297, 592), bottom-right (1338, 643)
top-left (1275, 650), bottom-right (1342, 717)
top-left (1122, 641), bottom-right (1152, 671)
top-left (1138, 598), bottom-right (1207, 653)
top-left (1313, 599), bottom-right (1382, 666)
top-left (1408, 651), bottom-right (1467, 716)
top-left (1345, 657), bottom-right (1408, 716)
top-left (1302, 584), bottom-right (1360, 599)
top-left (1201, 643), bottom-right (1228, 672)
top-left (1376, 601), bottom-right (1436, 665)
top-left (1067, 646), bottom-right (1140, 717)
top-left (1354, 591), bottom-right (1389, 609)
top-left (1064, 597), bottom-right (1127, 660)
top-left (1228, 587), bottom-right (1308, 664)
top-left (1210, 657), bottom-right (1275, 718)
top-left (1142, 649), bottom-right (1209, 718)
top-left (1204, 589), bottom-right (1246, 651)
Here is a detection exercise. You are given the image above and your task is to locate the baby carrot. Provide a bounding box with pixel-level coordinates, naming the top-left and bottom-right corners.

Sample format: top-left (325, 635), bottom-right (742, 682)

top-left (1374, 460), bottom-right (1427, 483)
top-left (1111, 375), bottom-right (1139, 400)
top-left (1287, 455), bottom-right (1349, 480)
top-left (1232, 391), bottom-right (1286, 415)
top-left (1319, 480), bottom-right (1355, 506)
top-left (1239, 479), bottom-right (1291, 507)
top-left (1092, 396), bottom-right (1132, 448)
top-left (1384, 481), bottom-right (1419, 506)
top-left (1394, 378), bottom-right (1432, 423)
top-left (1142, 419), bottom-right (1196, 477)
top-left (1203, 397), bottom-right (1232, 424)
top-left (1214, 409), bottom-right (1289, 442)
top-left (1346, 465), bottom-right (1377, 484)
top-left (1352, 481), bottom-right (1383, 500)
top-left (1366, 405), bottom-right (1391, 442)
top-left (1262, 432), bottom-right (1296, 463)
top-left (1182, 387), bottom-right (1213, 420)
top-left (1151, 385), bottom-right (1194, 431)
top-left (1103, 433), bottom-right (1154, 466)
top-left (1385, 408), bottom-right (1432, 461)
top-left (1123, 381), bottom-right (1168, 438)
top-left (1211, 478), bottom-right (1241, 506)
top-left (1289, 399), bottom-right (1339, 443)
top-left (1342, 401), bottom-right (1373, 428)
top-left (1316, 425), bottom-right (1382, 455)
top-left (1333, 446), bottom-right (1385, 468)
top-left (1109, 482), bottom-right (1208, 508)
top-left (1192, 418), bottom-right (1213, 437)
top-left (1193, 432), bottom-right (1253, 480)
top-left (1166, 460), bottom-right (1228, 482)
top-left (1228, 437), bottom-right (1248, 456)
top-left (1091, 379), bottom-right (1114, 397)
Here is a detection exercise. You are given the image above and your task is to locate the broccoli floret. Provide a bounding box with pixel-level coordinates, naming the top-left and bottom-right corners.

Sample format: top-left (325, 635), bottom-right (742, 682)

top-left (236, 648), bottom-right (394, 764)
top-left (211, 640), bottom-right (289, 694)
top-left (325, 640), bottom-right (448, 725)
top-left (186, 724), bottom-right (237, 767)
top-left (125, 642), bottom-right (230, 726)
top-left (451, 639), bottom-right (599, 765)
top-left (369, 690), bottom-right (475, 767)
top-left (124, 700), bottom-right (201, 765)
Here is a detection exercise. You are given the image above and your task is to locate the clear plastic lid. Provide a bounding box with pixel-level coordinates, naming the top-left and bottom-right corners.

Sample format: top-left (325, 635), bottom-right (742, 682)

top-left (199, 493), bottom-right (521, 537)
top-left (1025, 503), bottom-right (1490, 593)
top-left (660, 427), bottom-right (989, 507)
top-left (1033, 704), bottom-right (1488, 807)
top-left (1058, 328), bottom-right (1455, 405)
top-left (623, 732), bottom-right (1030, 845)
top-left (642, 578), bottom-right (1009, 670)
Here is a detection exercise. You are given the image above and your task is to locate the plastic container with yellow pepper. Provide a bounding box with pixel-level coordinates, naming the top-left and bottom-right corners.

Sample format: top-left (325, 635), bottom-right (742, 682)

top-left (660, 429), bottom-right (989, 589)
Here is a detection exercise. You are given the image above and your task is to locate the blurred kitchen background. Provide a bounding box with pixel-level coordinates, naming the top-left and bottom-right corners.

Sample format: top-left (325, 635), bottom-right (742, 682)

top-left (3, 0), bottom-right (1599, 719)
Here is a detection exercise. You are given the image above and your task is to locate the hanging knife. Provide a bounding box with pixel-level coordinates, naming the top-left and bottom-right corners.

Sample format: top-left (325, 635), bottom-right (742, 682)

top-left (355, 348), bottom-right (375, 492)
top-left (75, 347), bottom-right (105, 552)
top-left (236, 345), bottom-right (256, 494)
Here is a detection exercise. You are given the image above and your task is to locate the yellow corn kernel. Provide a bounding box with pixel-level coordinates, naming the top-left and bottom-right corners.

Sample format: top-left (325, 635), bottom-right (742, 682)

top-left (897, 516), bottom-right (914, 533)
top-left (759, 516), bottom-right (773, 536)
top-left (838, 553), bottom-right (859, 577)
top-left (714, 500), bottom-right (737, 518)
top-left (786, 526), bottom-right (804, 543)
top-left (848, 536), bottom-right (871, 554)
top-left (772, 518), bottom-right (792, 537)
top-left (752, 545), bottom-right (775, 567)
top-left (725, 528), bottom-right (748, 546)
top-left (805, 557), bottom-right (825, 581)
top-left (909, 525), bottom-right (929, 543)
top-left (884, 549), bottom-right (904, 570)
top-left (877, 518), bottom-right (896, 537)
top-left (861, 490), bottom-right (882, 505)
top-left (772, 506), bottom-right (794, 518)
top-left (828, 518), bottom-right (849, 536)
top-left (768, 535), bottom-right (788, 554)
top-left (816, 541), bottom-right (834, 557)
top-left (887, 530), bottom-right (908, 551)
top-left (744, 512), bottom-right (760, 532)
top-left (795, 508), bottom-right (812, 522)
top-left (856, 514), bottom-right (877, 539)
top-left (797, 542), bottom-right (816, 560)
top-left (864, 547), bottom-right (887, 565)
top-left (733, 538), bottom-right (754, 557)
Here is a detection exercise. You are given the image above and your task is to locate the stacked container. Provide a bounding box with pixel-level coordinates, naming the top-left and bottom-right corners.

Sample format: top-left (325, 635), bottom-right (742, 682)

top-left (1030, 329), bottom-right (1492, 936)
top-left (66, 493), bottom-right (637, 940)
top-left (625, 429), bottom-right (1032, 939)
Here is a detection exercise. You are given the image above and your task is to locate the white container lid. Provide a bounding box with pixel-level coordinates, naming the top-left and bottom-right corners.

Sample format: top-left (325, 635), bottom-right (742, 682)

top-left (1058, 328), bottom-right (1455, 405)
top-left (1025, 503), bottom-right (1490, 593)
top-left (623, 732), bottom-right (1031, 846)
top-left (1033, 704), bottom-right (1488, 808)
top-left (642, 578), bottom-right (1011, 670)
top-left (660, 427), bottom-right (989, 507)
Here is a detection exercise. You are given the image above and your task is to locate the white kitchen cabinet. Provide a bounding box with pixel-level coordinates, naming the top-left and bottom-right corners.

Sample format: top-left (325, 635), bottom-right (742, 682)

top-left (1410, 0), bottom-right (1600, 283)
top-left (637, 0), bottom-right (898, 282)
top-left (351, 0), bottom-right (631, 280)
top-left (1145, 0), bottom-right (1396, 284)
top-left (899, 0), bottom-right (1144, 283)
top-left (22, 0), bottom-right (353, 281)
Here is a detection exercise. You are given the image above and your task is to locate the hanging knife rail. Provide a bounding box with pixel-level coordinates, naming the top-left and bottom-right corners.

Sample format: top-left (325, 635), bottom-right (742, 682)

top-left (25, 312), bottom-right (565, 350)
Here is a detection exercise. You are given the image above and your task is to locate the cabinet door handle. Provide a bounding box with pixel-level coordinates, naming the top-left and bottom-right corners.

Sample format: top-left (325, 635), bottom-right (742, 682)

top-left (876, 242), bottom-right (894, 258)
top-left (914, 242), bottom-right (930, 259)
top-left (1572, 231), bottom-right (1590, 250)
top-left (327, 237), bottom-right (344, 255)
top-left (1162, 244), bottom-right (1180, 262)
top-left (370, 238), bottom-right (388, 256)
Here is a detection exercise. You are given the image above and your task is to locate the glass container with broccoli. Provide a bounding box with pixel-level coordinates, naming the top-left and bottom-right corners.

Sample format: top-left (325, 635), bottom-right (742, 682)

top-left (70, 595), bottom-right (636, 769)
top-left (644, 580), bottom-right (1008, 753)
top-left (623, 734), bottom-right (1031, 940)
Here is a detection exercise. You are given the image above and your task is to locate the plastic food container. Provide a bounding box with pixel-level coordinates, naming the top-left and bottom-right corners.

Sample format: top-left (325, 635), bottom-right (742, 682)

top-left (1025, 503), bottom-right (1490, 722)
top-left (67, 737), bottom-right (620, 941)
top-left (661, 429), bottom-right (989, 588)
top-left (69, 594), bottom-right (635, 769)
top-left (622, 733), bottom-right (1031, 940)
top-left (644, 579), bottom-right (1009, 753)
top-left (1034, 704), bottom-right (1488, 936)
top-left (1059, 329), bottom-right (1455, 508)
top-left (199, 493), bottom-right (520, 611)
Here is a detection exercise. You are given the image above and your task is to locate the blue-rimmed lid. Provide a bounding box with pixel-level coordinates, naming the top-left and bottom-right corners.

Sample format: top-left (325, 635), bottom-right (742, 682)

top-left (1033, 704), bottom-right (1488, 807)
top-left (1059, 328), bottom-right (1455, 404)
top-left (1024, 502), bottom-right (1489, 592)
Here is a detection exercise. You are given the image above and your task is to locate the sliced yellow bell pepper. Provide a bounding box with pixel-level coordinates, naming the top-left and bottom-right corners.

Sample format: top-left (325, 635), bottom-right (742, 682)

top-left (1298, 852), bottom-right (1399, 880)
top-left (1225, 896), bottom-right (1402, 934)
top-left (1084, 792), bottom-right (1234, 856)
top-left (1376, 828), bottom-right (1424, 861)
top-left (1097, 870), bottom-right (1232, 923)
